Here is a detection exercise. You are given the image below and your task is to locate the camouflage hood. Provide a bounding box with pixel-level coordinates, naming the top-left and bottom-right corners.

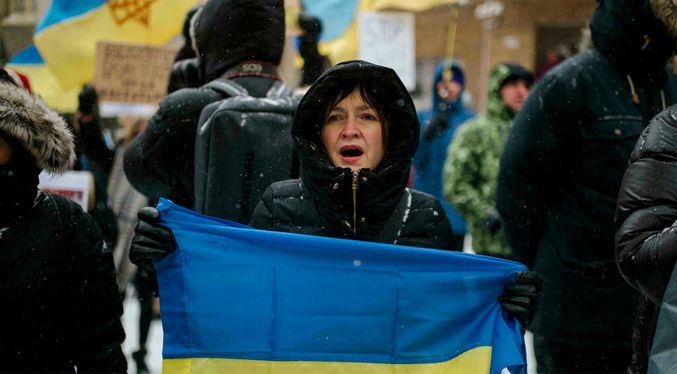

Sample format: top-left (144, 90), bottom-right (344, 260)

top-left (486, 63), bottom-right (533, 122)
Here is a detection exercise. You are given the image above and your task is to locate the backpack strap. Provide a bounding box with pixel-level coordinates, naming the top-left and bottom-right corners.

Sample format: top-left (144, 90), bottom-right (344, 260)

top-left (203, 78), bottom-right (249, 97)
top-left (378, 188), bottom-right (412, 244)
top-left (265, 80), bottom-right (294, 99)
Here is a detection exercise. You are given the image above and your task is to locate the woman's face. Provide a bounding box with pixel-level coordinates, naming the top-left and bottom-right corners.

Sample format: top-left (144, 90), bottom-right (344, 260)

top-left (0, 136), bottom-right (12, 165)
top-left (321, 88), bottom-right (385, 171)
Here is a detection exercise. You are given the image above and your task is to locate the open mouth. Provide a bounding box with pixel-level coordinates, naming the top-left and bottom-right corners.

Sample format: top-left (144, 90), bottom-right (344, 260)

top-left (340, 146), bottom-right (364, 158)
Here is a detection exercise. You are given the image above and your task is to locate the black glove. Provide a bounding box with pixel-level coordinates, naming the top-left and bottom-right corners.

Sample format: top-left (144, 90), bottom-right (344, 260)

top-left (129, 207), bottom-right (176, 296)
top-left (78, 84), bottom-right (98, 115)
top-left (422, 111), bottom-right (449, 142)
top-left (480, 212), bottom-right (502, 234)
top-left (498, 270), bottom-right (543, 329)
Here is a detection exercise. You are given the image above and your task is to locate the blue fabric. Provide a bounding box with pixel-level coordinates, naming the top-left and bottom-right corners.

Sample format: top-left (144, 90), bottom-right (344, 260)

top-left (7, 45), bottom-right (44, 64)
top-left (154, 198), bottom-right (527, 373)
top-left (35, 0), bottom-right (104, 32)
top-left (300, 0), bottom-right (360, 41)
top-left (413, 61), bottom-right (476, 235)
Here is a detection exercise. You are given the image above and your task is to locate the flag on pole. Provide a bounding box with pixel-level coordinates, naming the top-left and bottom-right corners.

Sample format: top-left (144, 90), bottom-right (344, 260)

top-left (33, 0), bottom-right (199, 90)
top-left (301, 0), bottom-right (456, 64)
top-left (154, 198), bottom-right (528, 374)
top-left (4, 45), bottom-right (79, 113)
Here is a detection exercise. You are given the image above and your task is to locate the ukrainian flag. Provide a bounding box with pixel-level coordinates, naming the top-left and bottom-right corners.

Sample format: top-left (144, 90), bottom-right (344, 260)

top-left (154, 199), bottom-right (528, 374)
top-left (4, 45), bottom-right (79, 113)
top-left (33, 0), bottom-right (199, 90)
top-left (300, 0), bottom-right (456, 64)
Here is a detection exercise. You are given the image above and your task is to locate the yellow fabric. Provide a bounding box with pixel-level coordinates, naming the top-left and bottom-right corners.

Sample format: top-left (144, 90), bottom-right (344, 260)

top-left (163, 346), bottom-right (492, 374)
top-left (322, 0), bottom-right (456, 65)
top-left (34, 0), bottom-right (199, 90)
top-left (4, 63), bottom-right (79, 113)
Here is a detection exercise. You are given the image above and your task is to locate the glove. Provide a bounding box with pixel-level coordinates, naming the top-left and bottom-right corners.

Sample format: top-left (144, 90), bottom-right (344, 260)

top-left (422, 111), bottom-right (449, 141)
top-left (480, 212), bottom-right (502, 234)
top-left (77, 84), bottom-right (98, 115)
top-left (498, 270), bottom-right (543, 329)
top-left (129, 207), bottom-right (176, 296)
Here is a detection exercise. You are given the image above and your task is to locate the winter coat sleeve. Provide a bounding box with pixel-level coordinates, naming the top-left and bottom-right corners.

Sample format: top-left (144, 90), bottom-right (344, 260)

top-left (495, 74), bottom-right (579, 267)
top-left (443, 119), bottom-right (496, 226)
top-left (397, 191), bottom-right (455, 251)
top-left (62, 197), bottom-right (127, 372)
top-left (249, 185), bottom-right (275, 230)
top-left (615, 107), bottom-right (677, 305)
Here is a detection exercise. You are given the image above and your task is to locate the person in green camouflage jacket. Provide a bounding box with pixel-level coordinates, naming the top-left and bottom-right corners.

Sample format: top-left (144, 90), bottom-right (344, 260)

top-left (442, 63), bottom-right (532, 259)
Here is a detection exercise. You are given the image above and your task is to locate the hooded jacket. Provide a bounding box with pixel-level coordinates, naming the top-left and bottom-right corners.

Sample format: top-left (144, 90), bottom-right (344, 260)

top-left (413, 61), bottom-right (475, 237)
top-left (615, 104), bottom-right (677, 373)
top-left (250, 61), bottom-right (454, 250)
top-left (0, 82), bottom-right (126, 372)
top-left (496, 0), bottom-right (677, 348)
top-left (124, 0), bottom-right (288, 209)
top-left (443, 63), bottom-right (532, 258)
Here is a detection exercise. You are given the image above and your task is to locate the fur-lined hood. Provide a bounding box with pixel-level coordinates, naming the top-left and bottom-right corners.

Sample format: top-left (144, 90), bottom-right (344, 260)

top-left (0, 82), bottom-right (75, 172)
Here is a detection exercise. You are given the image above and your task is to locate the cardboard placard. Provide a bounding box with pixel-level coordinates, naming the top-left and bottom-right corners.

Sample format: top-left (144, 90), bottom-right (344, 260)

top-left (94, 41), bottom-right (179, 104)
top-left (39, 170), bottom-right (95, 211)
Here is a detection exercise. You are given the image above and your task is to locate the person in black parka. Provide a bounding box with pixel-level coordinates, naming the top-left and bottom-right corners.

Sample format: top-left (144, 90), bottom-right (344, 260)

top-left (0, 79), bottom-right (126, 373)
top-left (126, 61), bottom-right (544, 334)
top-left (495, 0), bottom-right (677, 372)
top-left (615, 104), bottom-right (677, 374)
top-left (123, 0), bottom-right (289, 210)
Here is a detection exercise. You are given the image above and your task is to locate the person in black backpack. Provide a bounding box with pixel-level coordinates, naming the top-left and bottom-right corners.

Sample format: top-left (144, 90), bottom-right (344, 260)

top-left (0, 78), bottom-right (126, 372)
top-left (128, 61), bottom-right (543, 332)
top-left (123, 0), bottom-right (289, 210)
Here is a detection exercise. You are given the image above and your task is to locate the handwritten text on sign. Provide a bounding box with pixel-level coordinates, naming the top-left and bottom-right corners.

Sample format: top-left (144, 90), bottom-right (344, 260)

top-left (94, 41), bottom-right (178, 104)
top-left (358, 12), bottom-right (416, 91)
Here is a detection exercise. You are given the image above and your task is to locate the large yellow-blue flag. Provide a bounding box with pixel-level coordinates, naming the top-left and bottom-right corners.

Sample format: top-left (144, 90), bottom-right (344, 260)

top-left (301, 0), bottom-right (456, 64)
top-left (4, 45), bottom-right (80, 113)
top-left (154, 199), bottom-right (528, 373)
top-left (33, 0), bottom-right (199, 90)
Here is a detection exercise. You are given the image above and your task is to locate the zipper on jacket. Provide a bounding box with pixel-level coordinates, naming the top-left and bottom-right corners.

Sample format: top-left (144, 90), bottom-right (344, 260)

top-left (351, 171), bottom-right (358, 233)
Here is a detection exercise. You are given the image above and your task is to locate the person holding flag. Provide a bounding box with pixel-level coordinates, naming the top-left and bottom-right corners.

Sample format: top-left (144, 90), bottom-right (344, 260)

top-left (128, 60), bottom-right (542, 333)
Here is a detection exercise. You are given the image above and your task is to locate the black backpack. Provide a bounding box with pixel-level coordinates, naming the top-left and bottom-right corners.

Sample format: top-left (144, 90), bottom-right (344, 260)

top-left (193, 79), bottom-right (300, 224)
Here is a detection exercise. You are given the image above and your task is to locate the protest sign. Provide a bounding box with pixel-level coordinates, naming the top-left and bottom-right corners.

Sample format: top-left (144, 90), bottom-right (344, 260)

top-left (358, 11), bottom-right (416, 90)
top-left (94, 41), bottom-right (178, 104)
top-left (39, 170), bottom-right (94, 211)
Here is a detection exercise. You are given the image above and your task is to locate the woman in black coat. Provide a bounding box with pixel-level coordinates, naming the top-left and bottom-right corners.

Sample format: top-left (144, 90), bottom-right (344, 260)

top-left (130, 60), bottom-right (542, 330)
top-left (250, 60), bottom-right (452, 249)
top-left (0, 78), bottom-right (126, 372)
top-left (615, 103), bottom-right (677, 373)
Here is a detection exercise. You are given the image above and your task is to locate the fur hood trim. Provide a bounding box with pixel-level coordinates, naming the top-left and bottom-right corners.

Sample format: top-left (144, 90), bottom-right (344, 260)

top-left (0, 82), bottom-right (75, 172)
top-left (652, 0), bottom-right (677, 40)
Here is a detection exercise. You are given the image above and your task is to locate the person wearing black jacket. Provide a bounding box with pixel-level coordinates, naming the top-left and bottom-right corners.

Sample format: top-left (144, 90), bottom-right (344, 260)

top-left (615, 104), bottom-right (677, 374)
top-left (0, 78), bottom-right (126, 372)
top-left (123, 0), bottom-right (289, 209)
top-left (128, 61), bottom-right (543, 333)
top-left (495, 0), bottom-right (677, 372)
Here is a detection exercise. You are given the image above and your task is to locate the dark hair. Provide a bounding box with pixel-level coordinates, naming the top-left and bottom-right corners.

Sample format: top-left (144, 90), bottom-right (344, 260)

top-left (321, 81), bottom-right (390, 149)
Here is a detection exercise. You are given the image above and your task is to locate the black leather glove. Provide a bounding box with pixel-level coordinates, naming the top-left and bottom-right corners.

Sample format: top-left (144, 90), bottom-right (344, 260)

top-left (78, 84), bottom-right (98, 115)
top-left (129, 207), bottom-right (176, 296)
top-left (498, 270), bottom-right (543, 329)
top-left (480, 212), bottom-right (502, 234)
top-left (422, 111), bottom-right (449, 141)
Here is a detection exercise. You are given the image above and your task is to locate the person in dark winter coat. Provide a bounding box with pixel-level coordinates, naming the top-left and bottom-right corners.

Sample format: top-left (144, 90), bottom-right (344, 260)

top-left (0, 79), bottom-right (126, 373)
top-left (128, 60), bottom-right (543, 332)
top-left (166, 4), bottom-right (203, 94)
top-left (412, 60), bottom-right (476, 251)
top-left (495, 0), bottom-right (677, 372)
top-left (123, 0), bottom-right (288, 209)
top-left (297, 12), bottom-right (331, 90)
top-left (615, 104), bottom-right (677, 374)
